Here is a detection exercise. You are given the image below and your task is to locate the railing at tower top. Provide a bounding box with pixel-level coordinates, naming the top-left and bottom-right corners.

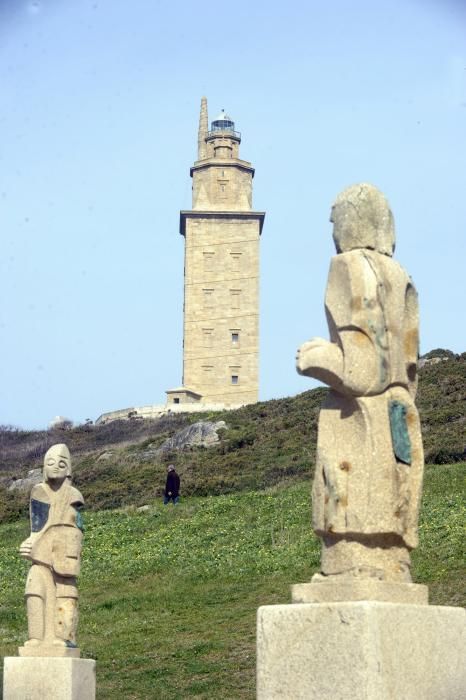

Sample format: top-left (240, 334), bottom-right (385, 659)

top-left (207, 129), bottom-right (241, 139)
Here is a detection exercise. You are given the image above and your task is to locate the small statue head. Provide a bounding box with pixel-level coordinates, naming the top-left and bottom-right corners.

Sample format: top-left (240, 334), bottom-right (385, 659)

top-left (43, 443), bottom-right (72, 483)
top-left (331, 183), bottom-right (395, 256)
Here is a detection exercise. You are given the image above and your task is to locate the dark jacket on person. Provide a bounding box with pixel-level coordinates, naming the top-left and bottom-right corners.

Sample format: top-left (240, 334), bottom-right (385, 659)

top-left (165, 471), bottom-right (180, 498)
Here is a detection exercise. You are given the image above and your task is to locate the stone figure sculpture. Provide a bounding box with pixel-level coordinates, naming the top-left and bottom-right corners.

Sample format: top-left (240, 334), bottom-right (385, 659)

top-left (19, 443), bottom-right (84, 655)
top-left (296, 184), bottom-right (424, 583)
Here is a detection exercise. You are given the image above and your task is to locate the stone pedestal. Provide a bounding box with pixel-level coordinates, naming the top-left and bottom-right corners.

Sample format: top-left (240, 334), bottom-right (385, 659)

top-left (291, 578), bottom-right (428, 604)
top-left (257, 601), bottom-right (466, 699)
top-left (3, 657), bottom-right (96, 700)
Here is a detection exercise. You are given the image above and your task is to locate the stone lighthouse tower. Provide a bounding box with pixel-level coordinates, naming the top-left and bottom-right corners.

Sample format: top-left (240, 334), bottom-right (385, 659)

top-left (166, 97), bottom-right (265, 408)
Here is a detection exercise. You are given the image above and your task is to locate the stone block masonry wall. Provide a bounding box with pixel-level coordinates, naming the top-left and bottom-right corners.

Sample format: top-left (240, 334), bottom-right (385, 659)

top-left (183, 216), bottom-right (260, 405)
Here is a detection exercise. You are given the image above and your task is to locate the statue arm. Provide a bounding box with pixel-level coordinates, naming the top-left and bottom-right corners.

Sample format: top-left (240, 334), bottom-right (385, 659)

top-left (296, 254), bottom-right (384, 396)
top-left (296, 337), bottom-right (344, 391)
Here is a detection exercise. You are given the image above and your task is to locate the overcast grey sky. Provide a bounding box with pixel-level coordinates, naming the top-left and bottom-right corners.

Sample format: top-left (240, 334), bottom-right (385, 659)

top-left (1, 0), bottom-right (465, 428)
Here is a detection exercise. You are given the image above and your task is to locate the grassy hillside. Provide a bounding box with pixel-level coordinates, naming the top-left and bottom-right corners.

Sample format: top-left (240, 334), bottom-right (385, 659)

top-left (0, 353), bottom-right (465, 522)
top-left (417, 353), bottom-right (466, 463)
top-left (0, 463), bottom-right (464, 698)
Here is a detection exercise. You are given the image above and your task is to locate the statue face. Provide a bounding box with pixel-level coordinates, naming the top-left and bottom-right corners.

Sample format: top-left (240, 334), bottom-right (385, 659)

top-left (43, 444), bottom-right (71, 482)
top-left (331, 184), bottom-right (395, 256)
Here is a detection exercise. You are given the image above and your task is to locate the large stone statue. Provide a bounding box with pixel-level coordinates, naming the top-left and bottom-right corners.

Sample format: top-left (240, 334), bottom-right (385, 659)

top-left (257, 185), bottom-right (465, 700)
top-left (296, 183), bottom-right (424, 583)
top-left (19, 443), bottom-right (84, 656)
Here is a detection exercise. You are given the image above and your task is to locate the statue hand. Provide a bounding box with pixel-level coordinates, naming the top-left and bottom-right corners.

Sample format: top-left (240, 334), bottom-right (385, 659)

top-left (296, 338), bottom-right (329, 375)
top-left (296, 338), bottom-right (345, 390)
top-left (19, 537), bottom-right (33, 559)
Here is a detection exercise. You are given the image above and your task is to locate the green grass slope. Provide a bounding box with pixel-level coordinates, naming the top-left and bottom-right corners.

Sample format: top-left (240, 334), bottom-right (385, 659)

top-left (0, 463), bottom-right (464, 699)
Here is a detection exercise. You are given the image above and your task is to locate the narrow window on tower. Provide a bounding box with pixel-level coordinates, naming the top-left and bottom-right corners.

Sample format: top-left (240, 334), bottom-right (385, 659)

top-left (202, 328), bottom-right (214, 347)
top-left (218, 177), bottom-right (228, 196)
top-left (230, 252), bottom-right (242, 270)
top-left (230, 365), bottom-right (240, 385)
top-left (203, 288), bottom-right (214, 308)
top-left (230, 289), bottom-right (241, 309)
top-left (203, 252), bottom-right (215, 271)
top-left (231, 331), bottom-right (240, 346)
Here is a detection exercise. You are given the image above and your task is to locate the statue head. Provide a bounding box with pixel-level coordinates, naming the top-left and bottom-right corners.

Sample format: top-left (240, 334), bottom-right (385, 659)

top-left (43, 443), bottom-right (72, 483)
top-left (331, 183), bottom-right (395, 256)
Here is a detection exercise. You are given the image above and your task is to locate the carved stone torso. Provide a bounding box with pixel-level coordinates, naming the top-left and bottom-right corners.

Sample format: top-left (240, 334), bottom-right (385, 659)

top-left (312, 249), bottom-right (423, 548)
top-left (29, 482), bottom-right (84, 577)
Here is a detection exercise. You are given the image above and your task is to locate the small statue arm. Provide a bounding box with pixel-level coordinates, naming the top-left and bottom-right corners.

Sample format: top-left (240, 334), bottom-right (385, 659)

top-left (19, 535), bottom-right (35, 560)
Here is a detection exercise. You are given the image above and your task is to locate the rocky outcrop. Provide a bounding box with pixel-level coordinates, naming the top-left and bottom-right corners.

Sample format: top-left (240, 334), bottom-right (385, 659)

top-left (157, 421), bottom-right (226, 453)
top-left (418, 356), bottom-right (450, 369)
top-left (8, 468), bottom-right (42, 492)
top-left (97, 451), bottom-right (114, 462)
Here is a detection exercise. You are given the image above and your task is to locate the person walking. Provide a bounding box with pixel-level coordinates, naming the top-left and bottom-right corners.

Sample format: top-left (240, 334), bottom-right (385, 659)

top-left (164, 464), bottom-right (180, 505)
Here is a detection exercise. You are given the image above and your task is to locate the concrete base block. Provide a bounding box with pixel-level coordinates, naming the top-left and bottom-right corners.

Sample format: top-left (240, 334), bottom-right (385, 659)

top-left (257, 602), bottom-right (466, 699)
top-left (3, 657), bottom-right (96, 700)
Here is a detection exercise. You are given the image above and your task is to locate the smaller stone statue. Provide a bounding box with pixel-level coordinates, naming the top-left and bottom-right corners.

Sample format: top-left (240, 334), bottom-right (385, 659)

top-left (296, 184), bottom-right (424, 585)
top-left (19, 443), bottom-right (84, 656)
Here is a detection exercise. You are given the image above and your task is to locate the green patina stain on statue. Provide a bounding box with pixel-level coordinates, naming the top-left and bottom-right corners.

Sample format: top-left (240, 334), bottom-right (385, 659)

top-left (389, 400), bottom-right (412, 464)
top-left (76, 508), bottom-right (84, 532)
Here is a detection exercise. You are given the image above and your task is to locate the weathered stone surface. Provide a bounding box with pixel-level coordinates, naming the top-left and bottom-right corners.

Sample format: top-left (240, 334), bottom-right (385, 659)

top-left (8, 468), bottom-right (42, 492)
top-left (257, 602), bottom-right (466, 699)
top-left (157, 420), bottom-right (226, 452)
top-left (330, 183), bottom-right (395, 256)
top-left (3, 657), bottom-right (96, 699)
top-left (18, 644), bottom-right (80, 658)
top-left (291, 579), bottom-right (428, 604)
top-left (296, 183), bottom-right (423, 582)
top-left (19, 444), bottom-right (84, 656)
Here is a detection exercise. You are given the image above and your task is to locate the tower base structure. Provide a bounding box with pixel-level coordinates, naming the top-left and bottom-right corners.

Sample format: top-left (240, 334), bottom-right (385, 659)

top-left (257, 598), bottom-right (466, 699)
top-left (3, 657), bottom-right (96, 700)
